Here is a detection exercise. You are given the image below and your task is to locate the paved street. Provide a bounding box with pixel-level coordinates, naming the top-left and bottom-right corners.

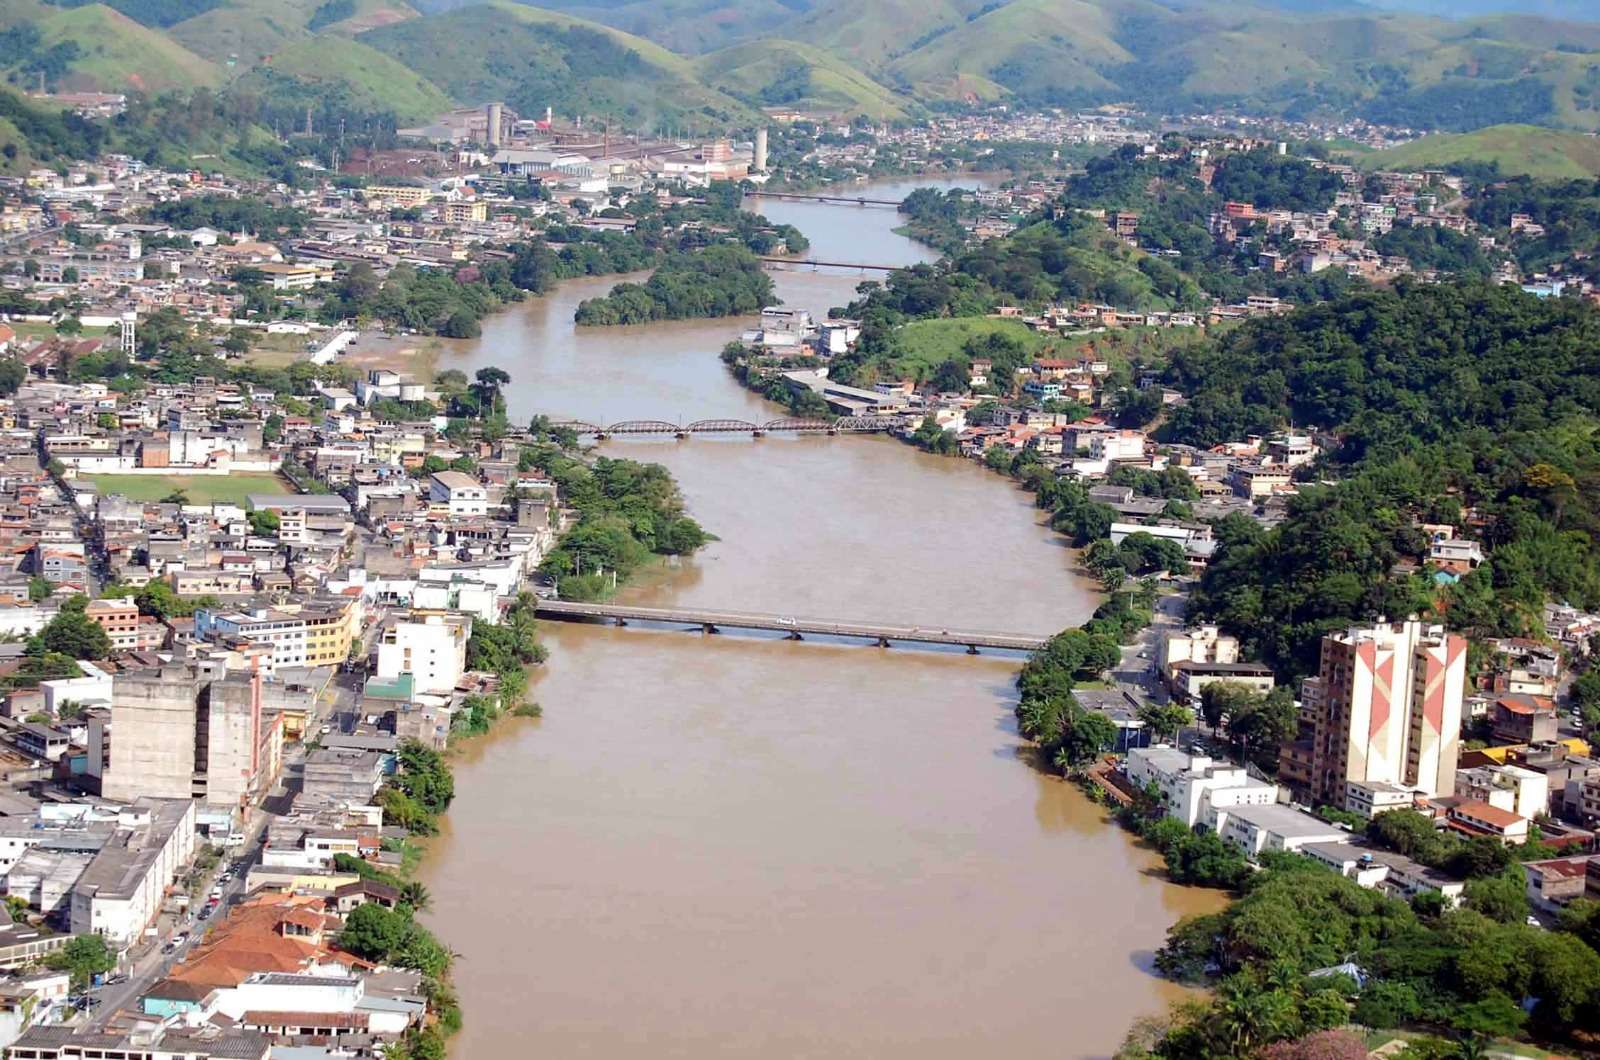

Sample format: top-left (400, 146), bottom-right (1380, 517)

top-left (1111, 585), bottom-right (1189, 705)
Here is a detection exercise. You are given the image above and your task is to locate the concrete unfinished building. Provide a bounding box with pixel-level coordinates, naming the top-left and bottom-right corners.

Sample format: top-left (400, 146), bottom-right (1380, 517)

top-left (100, 658), bottom-right (283, 808)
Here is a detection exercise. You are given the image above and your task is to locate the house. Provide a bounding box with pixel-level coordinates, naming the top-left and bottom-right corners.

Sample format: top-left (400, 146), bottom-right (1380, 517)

top-left (1344, 780), bottom-right (1417, 819)
top-left (1166, 660), bottom-right (1276, 705)
top-left (1523, 856), bottom-right (1592, 913)
top-left (428, 471), bottom-right (488, 517)
top-left (1491, 693), bottom-right (1558, 745)
top-left (1302, 841), bottom-right (1465, 907)
top-left (1429, 538), bottom-right (1484, 575)
top-left (1442, 798), bottom-right (1529, 845)
top-left (1455, 764), bottom-right (1548, 821)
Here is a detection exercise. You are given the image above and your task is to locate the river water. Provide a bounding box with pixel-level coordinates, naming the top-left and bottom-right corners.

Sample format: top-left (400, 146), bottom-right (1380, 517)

top-left (424, 179), bottom-right (1222, 1058)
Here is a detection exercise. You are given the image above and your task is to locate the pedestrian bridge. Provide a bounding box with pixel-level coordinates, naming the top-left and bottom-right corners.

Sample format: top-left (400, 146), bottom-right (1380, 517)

top-left (533, 599), bottom-right (1048, 654)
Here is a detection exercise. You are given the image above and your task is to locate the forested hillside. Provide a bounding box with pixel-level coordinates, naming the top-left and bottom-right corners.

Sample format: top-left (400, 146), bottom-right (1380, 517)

top-left (1166, 280), bottom-right (1600, 676)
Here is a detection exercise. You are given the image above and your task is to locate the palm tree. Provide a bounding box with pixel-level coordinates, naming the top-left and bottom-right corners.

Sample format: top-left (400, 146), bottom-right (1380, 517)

top-left (399, 881), bottom-right (431, 911)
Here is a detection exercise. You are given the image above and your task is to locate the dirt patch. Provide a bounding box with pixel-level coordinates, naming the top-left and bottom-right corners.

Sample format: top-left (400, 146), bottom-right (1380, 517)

top-left (336, 332), bottom-right (452, 382)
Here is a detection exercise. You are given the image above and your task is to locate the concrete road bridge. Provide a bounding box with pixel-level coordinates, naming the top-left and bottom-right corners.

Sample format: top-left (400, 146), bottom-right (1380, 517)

top-left (745, 191), bottom-right (903, 208)
top-left (757, 256), bottom-right (899, 272)
top-left (534, 599), bottom-right (1048, 654)
top-left (546, 416), bottom-right (903, 438)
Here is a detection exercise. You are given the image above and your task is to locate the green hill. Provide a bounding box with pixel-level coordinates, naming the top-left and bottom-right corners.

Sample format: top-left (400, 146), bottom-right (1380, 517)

top-left (20, 3), bottom-right (220, 92)
top-left (233, 36), bottom-right (448, 123)
top-left (732, 0), bottom-right (1600, 132)
top-left (1360, 124), bottom-right (1600, 179)
top-left (167, 0), bottom-right (418, 67)
top-left (358, 0), bottom-right (756, 130)
top-left (531, 0), bottom-right (806, 55)
top-left (696, 40), bottom-right (911, 119)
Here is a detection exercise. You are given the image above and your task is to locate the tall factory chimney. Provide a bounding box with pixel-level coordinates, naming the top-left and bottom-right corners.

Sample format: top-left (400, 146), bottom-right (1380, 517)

top-left (487, 101), bottom-right (503, 148)
top-left (754, 127), bottom-right (769, 172)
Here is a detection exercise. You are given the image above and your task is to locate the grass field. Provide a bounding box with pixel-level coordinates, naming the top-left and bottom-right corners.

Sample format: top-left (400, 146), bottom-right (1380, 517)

top-left (895, 317), bottom-right (1048, 374)
top-left (85, 473), bottom-right (291, 504)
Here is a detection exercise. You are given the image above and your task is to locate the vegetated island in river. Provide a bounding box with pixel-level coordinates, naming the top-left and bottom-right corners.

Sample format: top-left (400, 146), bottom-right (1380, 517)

top-left (574, 244), bottom-right (778, 326)
top-left (349, 412), bottom-right (710, 1060)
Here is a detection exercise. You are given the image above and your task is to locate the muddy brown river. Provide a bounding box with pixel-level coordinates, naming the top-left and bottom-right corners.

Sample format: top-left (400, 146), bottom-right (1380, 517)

top-left (425, 179), bottom-right (1223, 1058)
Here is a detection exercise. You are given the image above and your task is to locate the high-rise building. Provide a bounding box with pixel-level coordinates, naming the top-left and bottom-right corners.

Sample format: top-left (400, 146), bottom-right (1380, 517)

top-left (754, 127), bottom-right (768, 172)
top-left (100, 657), bottom-right (283, 808)
top-left (1280, 619), bottom-right (1467, 806)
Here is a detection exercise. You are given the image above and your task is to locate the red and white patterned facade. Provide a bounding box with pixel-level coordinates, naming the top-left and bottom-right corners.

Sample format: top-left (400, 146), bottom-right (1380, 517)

top-left (1305, 620), bottom-right (1467, 805)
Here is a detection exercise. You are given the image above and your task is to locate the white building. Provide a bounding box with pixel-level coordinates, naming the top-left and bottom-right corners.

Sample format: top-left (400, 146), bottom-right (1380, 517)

top-left (68, 798), bottom-right (197, 946)
top-left (428, 471), bottom-right (488, 517)
top-left (193, 607), bottom-right (308, 673)
top-left (1206, 802), bottom-right (1348, 857)
top-left (1124, 746), bottom-right (1279, 828)
top-left (374, 613), bottom-right (471, 695)
top-left (1455, 765), bottom-right (1548, 822)
top-left (1344, 780), bottom-right (1418, 819)
top-left (1158, 625), bottom-right (1238, 676)
top-left (1302, 841), bottom-right (1465, 907)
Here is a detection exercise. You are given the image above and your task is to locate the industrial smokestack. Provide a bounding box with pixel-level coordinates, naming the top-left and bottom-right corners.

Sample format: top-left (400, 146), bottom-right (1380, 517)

top-left (754, 127), bottom-right (769, 172)
top-left (487, 101), bottom-right (503, 148)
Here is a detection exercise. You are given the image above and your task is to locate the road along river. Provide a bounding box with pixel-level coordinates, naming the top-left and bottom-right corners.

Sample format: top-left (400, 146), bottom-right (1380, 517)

top-left (426, 178), bottom-right (1224, 1058)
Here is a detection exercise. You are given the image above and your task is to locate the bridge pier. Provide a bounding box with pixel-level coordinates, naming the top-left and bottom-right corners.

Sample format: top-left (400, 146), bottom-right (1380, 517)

top-left (877, 636), bottom-right (891, 648)
top-left (966, 644), bottom-right (979, 655)
top-left (614, 617), bottom-right (627, 628)
top-left (786, 631), bottom-right (803, 641)
top-left (702, 623), bottom-right (719, 635)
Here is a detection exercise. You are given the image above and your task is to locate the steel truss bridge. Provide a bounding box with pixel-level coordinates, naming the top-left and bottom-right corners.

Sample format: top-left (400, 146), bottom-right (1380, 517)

top-left (547, 416), bottom-right (902, 438)
top-left (534, 599), bottom-right (1047, 654)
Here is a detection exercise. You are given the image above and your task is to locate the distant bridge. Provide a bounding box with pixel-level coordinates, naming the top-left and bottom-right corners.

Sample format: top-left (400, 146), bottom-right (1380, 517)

top-left (546, 416), bottom-right (903, 438)
top-left (746, 191), bottom-right (903, 208)
top-left (758, 256), bottom-right (898, 272)
top-left (534, 599), bottom-right (1047, 653)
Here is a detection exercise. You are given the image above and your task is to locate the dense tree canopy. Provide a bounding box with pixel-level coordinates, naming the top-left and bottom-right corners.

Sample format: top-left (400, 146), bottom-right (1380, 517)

top-left (574, 246), bottom-right (775, 325)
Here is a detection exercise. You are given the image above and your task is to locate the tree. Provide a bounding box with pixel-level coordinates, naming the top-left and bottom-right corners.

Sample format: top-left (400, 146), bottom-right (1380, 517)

top-left (46, 934), bottom-right (115, 988)
top-left (1139, 701), bottom-right (1192, 741)
top-left (248, 509), bottom-right (279, 537)
top-left (1200, 680), bottom-right (1257, 735)
top-left (221, 327), bottom-right (253, 354)
top-left (1463, 873), bottom-right (1529, 924)
top-left (1352, 980), bottom-right (1422, 1029)
top-left (338, 902), bottom-right (410, 962)
top-left (162, 489), bottom-right (189, 506)
top-left (35, 600), bottom-right (111, 660)
top-left (471, 367), bottom-right (511, 420)
top-left (1259, 1029), bottom-right (1367, 1060)
top-left (26, 576), bottom-right (51, 603)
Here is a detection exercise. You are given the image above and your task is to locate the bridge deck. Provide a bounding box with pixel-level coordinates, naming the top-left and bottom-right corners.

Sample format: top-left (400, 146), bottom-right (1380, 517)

top-left (534, 599), bottom-right (1047, 652)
